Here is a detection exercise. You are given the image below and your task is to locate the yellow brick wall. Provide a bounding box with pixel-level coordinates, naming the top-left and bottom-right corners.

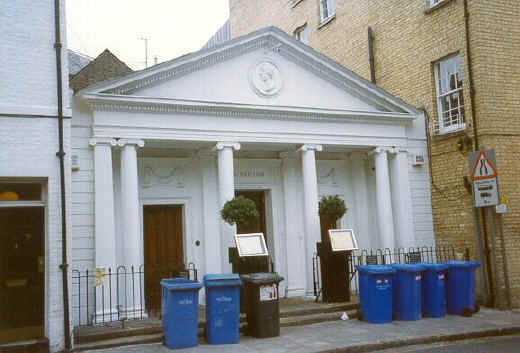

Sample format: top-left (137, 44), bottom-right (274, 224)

top-left (230, 0), bottom-right (520, 307)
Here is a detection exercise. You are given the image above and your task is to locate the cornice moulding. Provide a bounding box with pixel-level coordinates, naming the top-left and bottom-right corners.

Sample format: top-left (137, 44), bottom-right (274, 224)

top-left (84, 94), bottom-right (415, 125)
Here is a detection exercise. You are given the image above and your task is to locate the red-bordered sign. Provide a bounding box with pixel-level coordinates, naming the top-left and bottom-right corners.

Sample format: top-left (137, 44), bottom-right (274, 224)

top-left (471, 151), bottom-right (498, 181)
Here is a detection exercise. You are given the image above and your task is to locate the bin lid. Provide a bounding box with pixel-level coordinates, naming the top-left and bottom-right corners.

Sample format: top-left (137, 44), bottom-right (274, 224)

top-left (391, 264), bottom-right (426, 272)
top-left (416, 263), bottom-right (449, 271)
top-left (204, 273), bottom-right (242, 287)
top-left (445, 260), bottom-right (481, 268)
top-left (161, 278), bottom-right (203, 291)
top-left (241, 272), bottom-right (284, 284)
top-left (356, 265), bottom-right (395, 275)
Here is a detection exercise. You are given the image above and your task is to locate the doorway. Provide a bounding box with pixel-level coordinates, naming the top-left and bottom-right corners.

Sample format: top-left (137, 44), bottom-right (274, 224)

top-left (235, 190), bottom-right (267, 236)
top-left (0, 207), bottom-right (45, 344)
top-left (143, 205), bottom-right (184, 315)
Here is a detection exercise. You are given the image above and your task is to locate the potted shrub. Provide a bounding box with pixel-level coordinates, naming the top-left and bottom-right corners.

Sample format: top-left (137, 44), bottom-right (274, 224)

top-left (220, 195), bottom-right (260, 228)
top-left (318, 195), bottom-right (347, 242)
top-left (318, 195), bottom-right (350, 303)
top-left (221, 196), bottom-right (266, 284)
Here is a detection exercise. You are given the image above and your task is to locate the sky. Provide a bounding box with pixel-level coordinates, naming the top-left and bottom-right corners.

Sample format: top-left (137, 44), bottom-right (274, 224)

top-left (66, 0), bottom-right (229, 70)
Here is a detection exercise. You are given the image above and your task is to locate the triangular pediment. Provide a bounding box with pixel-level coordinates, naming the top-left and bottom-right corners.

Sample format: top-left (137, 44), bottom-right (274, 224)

top-left (80, 27), bottom-right (419, 117)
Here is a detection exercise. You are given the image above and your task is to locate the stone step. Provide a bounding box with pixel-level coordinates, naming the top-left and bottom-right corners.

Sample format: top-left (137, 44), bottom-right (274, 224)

top-left (279, 302), bottom-right (359, 318)
top-left (74, 309), bottom-right (359, 352)
top-left (74, 301), bottom-right (360, 345)
top-left (73, 333), bottom-right (163, 352)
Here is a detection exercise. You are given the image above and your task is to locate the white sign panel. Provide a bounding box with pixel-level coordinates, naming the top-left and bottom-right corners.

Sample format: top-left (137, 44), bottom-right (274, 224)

top-left (473, 178), bottom-right (499, 207)
top-left (234, 233), bottom-right (269, 257)
top-left (328, 229), bottom-right (358, 252)
top-left (469, 150), bottom-right (500, 208)
top-left (259, 284), bottom-right (278, 301)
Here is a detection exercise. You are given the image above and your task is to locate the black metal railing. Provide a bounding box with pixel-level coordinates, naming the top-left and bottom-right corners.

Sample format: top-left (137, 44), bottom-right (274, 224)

top-left (71, 263), bottom-right (197, 327)
top-left (313, 245), bottom-right (465, 298)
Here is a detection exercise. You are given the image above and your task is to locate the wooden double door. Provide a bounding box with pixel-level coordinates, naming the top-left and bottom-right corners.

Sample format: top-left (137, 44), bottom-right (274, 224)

top-left (143, 205), bottom-right (184, 315)
top-left (0, 207), bottom-right (45, 344)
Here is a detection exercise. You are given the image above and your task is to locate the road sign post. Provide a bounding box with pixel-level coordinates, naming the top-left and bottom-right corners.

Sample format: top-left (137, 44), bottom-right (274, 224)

top-left (468, 150), bottom-right (511, 309)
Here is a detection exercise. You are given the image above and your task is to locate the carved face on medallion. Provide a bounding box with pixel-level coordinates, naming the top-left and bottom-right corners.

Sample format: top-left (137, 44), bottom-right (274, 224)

top-left (249, 60), bottom-right (282, 97)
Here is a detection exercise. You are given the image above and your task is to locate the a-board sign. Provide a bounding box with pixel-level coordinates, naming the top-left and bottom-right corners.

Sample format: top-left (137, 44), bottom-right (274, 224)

top-left (407, 252), bottom-right (422, 264)
top-left (328, 229), bottom-right (358, 252)
top-left (234, 233), bottom-right (269, 257)
top-left (365, 255), bottom-right (378, 265)
top-left (469, 150), bottom-right (500, 208)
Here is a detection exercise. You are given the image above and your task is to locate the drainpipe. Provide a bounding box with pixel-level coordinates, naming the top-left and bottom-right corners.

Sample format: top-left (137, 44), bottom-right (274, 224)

top-left (53, 0), bottom-right (72, 351)
top-left (367, 26), bottom-right (376, 84)
top-left (463, 0), bottom-right (494, 307)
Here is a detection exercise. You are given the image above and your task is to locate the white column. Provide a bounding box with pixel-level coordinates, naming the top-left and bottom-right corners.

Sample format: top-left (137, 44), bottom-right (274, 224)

top-left (280, 152), bottom-right (306, 297)
top-left (390, 148), bottom-right (416, 248)
top-left (90, 137), bottom-right (118, 321)
top-left (199, 151), bottom-right (222, 275)
top-left (90, 138), bottom-right (117, 269)
top-left (299, 144), bottom-right (322, 297)
top-left (349, 152), bottom-right (372, 250)
top-left (213, 142), bottom-right (241, 273)
top-left (371, 147), bottom-right (396, 250)
top-left (117, 139), bottom-right (144, 269)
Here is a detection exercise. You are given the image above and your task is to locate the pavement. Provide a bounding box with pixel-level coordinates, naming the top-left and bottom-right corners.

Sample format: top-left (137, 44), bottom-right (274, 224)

top-left (374, 334), bottom-right (520, 352)
top-left (85, 308), bottom-right (520, 353)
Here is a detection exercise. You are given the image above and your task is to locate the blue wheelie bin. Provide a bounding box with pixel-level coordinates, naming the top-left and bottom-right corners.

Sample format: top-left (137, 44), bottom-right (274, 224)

top-left (161, 278), bottom-right (203, 350)
top-left (204, 274), bottom-right (242, 345)
top-left (445, 261), bottom-right (481, 315)
top-left (356, 265), bottom-right (395, 324)
top-left (419, 263), bottom-right (448, 318)
top-left (391, 264), bottom-right (425, 321)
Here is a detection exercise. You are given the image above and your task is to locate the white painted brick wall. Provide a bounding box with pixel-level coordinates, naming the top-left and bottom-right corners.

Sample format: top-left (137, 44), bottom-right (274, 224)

top-left (0, 0), bottom-right (71, 351)
top-left (0, 0), bottom-right (70, 116)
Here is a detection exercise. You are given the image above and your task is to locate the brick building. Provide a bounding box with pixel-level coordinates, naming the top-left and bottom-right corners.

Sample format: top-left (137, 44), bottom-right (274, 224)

top-left (229, 0), bottom-right (520, 307)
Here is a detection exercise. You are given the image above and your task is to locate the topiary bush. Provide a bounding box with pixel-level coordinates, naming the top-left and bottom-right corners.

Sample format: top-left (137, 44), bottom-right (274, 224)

top-left (220, 195), bottom-right (260, 227)
top-left (318, 195), bottom-right (347, 221)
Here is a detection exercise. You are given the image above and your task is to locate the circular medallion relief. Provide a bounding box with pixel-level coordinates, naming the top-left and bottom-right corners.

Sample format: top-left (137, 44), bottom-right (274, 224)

top-left (249, 60), bottom-right (282, 97)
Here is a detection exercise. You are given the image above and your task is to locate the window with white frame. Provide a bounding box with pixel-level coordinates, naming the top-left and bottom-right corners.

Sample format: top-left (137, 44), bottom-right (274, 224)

top-left (294, 25), bottom-right (309, 44)
top-left (434, 54), bottom-right (465, 133)
top-left (319, 0), bottom-right (335, 23)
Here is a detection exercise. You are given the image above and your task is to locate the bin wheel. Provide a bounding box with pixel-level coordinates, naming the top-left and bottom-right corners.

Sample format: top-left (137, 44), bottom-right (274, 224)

top-left (462, 307), bottom-right (474, 317)
top-left (474, 304), bottom-right (480, 314)
top-left (356, 309), bottom-right (363, 321)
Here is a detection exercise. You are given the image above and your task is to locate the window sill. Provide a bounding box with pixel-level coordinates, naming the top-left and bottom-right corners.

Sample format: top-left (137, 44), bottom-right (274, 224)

top-left (318, 15), bottom-right (336, 29)
top-left (433, 124), bottom-right (467, 139)
top-left (292, 0), bottom-right (304, 8)
top-left (424, 0), bottom-right (456, 14)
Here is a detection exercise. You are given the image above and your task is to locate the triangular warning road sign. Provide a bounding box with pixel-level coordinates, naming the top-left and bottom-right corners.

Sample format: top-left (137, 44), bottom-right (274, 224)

top-left (471, 151), bottom-right (498, 180)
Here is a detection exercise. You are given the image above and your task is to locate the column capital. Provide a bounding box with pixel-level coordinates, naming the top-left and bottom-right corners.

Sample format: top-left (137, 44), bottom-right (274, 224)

top-left (213, 142), bottom-right (241, 151)
top-left (389, 147), bottom-right (408, 155)
top-left (89, 137), bottom-right (117, 147)
top-left (117, 139), bottom-right (145, 148)
top-left (298, 144), bottom-right (323, 152)
top-left (368, 146), bottom-right (393, 156)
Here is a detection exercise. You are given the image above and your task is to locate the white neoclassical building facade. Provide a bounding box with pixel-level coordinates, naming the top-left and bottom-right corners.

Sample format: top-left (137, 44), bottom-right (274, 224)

top-left (71, 27), bottom-right (434, 300)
